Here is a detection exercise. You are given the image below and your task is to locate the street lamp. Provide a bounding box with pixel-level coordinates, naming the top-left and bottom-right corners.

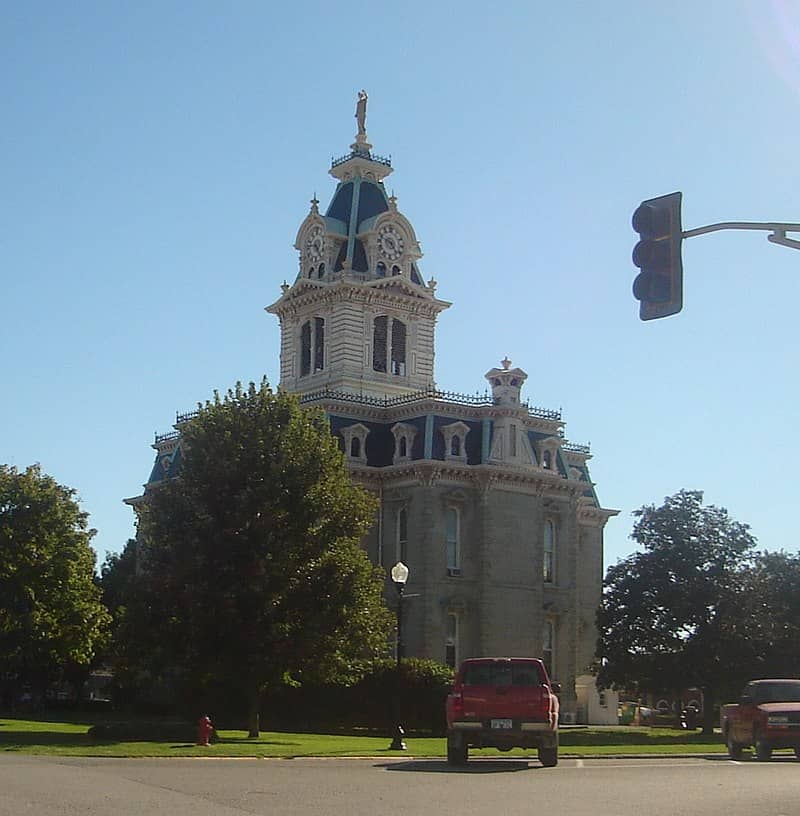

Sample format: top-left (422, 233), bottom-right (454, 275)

top-left (389, 560), bottom-right (409, 751)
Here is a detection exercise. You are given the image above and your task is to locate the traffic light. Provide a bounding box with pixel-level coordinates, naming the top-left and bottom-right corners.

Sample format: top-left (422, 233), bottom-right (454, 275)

top-left (632, 192), bottom-right (683, 320)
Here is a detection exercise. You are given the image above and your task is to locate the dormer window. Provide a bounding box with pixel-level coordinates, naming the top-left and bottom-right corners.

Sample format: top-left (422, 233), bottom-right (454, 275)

top-left (391, 422), bottom-right (417, 464)
top-left (442, 421), bottom-right (470, 463)
top-left (341, 423), bottom-right (369, 464)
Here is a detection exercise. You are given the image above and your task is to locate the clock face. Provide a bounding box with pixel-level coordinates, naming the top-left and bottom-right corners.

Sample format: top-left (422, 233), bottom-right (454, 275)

top-left (378, 225), bottom-right (405, 260)
top-left (305, 226), bottom-right (324, 261)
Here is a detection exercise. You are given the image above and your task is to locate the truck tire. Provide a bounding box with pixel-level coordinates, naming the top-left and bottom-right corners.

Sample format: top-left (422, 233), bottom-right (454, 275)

top-left (725, 728), bottom-right (743, 760)
top-left (794, 746), bottom-right (800, 760)
top-left (754, 732), bottom-right (773, 762)
top-left (447, 733), bottom-right (468, 766)
top-left (538, 743), bottom-right (558, 767)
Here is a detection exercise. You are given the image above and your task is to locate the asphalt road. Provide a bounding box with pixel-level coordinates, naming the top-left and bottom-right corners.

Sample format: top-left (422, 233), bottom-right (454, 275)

top-left (2, 754), bottom-right (800, 816)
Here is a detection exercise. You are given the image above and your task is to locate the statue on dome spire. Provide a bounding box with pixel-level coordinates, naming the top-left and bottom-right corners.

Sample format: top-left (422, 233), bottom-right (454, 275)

top-left (355, 90), bottom-right (368, 136)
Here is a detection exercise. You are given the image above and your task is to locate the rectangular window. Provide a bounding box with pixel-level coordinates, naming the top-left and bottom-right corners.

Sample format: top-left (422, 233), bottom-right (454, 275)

top-left (543, 621), bottom-right (554, 679)
top-left (445, 613), bottom-right (458, 669)
top-left (446, 507), bottom-right (460, 573)
top-left (397, 507), bottom-right (408, 563)
top-left (543, 519), bottom-right (555, 584)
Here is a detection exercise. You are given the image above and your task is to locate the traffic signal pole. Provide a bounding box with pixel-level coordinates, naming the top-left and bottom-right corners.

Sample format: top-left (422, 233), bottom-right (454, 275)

top-left (682, 221), bottom-right (800, 250)
top-left (632, 192), bottom-right (800, 321)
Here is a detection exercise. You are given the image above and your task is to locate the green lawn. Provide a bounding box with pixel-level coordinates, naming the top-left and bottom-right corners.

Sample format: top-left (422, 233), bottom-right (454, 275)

top-left (0, 716), bottom-right (728, 758)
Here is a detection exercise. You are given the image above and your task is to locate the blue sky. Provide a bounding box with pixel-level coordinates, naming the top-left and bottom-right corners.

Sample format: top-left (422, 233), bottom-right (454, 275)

top-left (2, 1), bottom-right (798, 572)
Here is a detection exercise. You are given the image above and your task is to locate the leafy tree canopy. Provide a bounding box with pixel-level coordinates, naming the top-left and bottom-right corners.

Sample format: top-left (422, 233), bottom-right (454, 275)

top-left (133, 380), bottom-right (392, 734)
top-left (0, 464), bottom-right (110, 691)
top-left (597, 490), bottom-right (756, 732)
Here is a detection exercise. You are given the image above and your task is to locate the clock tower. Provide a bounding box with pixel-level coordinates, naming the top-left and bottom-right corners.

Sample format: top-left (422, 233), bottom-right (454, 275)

top-left (266, 96), bottom-right (450, 399)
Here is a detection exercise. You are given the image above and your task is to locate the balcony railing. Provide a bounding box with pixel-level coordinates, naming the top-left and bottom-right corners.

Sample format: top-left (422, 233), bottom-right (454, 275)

top-left (331, 150), bottom-right (392, 169)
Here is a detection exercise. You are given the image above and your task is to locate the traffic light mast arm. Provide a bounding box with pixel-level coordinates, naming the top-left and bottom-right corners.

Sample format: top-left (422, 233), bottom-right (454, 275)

top-left (682, 221), bottom-right (800, 250)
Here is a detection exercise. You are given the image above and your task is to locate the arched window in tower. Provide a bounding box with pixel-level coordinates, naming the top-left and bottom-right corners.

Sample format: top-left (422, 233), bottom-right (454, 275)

top-left (307, 266), bottom-right (314, 278)
top-left (317, 263), bottom-right (325, 279)
top-left (396, 506), bottom-right (408, 563)
top-left (372, 316), bottom-right (388, 373)
top-left (350, 437), bottom-right (361, 458)
top-left (300, 320), bottom-right (312, 376)
top-left (314, 317), bottom-right (325, 371)
top-left (543, 519), bottom-right (555, 583)
top-left (376, 261), bottom-right (387, 277)
top-left (450, 436), bottom-right (460, 456)
top-left (391, 265), bottom-right (401, 276)
top-left (391, 319), bottom-right (406, 375)
top-left (300, 318), bottom-right (325, 377)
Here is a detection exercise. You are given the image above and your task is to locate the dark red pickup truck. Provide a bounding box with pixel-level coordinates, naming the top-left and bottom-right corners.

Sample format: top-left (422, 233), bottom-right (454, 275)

top-left (721, 679), bottom-right (800, 761)
top-left (445, 657), bottom-right (560, 767)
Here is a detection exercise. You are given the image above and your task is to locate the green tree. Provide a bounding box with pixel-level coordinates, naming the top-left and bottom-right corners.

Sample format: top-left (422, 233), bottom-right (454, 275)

top-left (739, 550), bottom-right (800, 678)
top-left (0, 465), bottom-right (110, 701)
top-left (135, 380), bottom-right (392, 736)
top-left (597, 490), bottom-right (756, 733)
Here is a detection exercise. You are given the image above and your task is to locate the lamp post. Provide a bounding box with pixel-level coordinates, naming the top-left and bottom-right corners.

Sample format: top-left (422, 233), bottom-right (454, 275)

top-left (389, 560), bottom-right (409, 751)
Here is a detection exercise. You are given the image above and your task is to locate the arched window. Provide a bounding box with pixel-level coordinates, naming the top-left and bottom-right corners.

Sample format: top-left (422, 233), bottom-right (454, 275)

top-left (376, 261), bottom-right (387, 277)
top-left (300, 318), bottom-right (325, 377)
top-left (397, 506), bottom-right (408, 563)
top-left (543, 519), bottom-right (555, 583)
top-left (307, 266), bottom-right (314, 278)
top-left (317, 263), bottom-right (325, 279)
top-left (391, 264), bottom-right (401, 276)
top-left (350, 437), bottom-right (361, 458)
top-left (373, 316), bottom-right (407, 376)
top-left (391, 319), bottom-right (406, 375)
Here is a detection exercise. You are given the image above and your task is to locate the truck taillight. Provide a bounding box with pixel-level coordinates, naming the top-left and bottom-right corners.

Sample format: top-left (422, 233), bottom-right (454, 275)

top-left (450, 692), bottom-right (464, 716)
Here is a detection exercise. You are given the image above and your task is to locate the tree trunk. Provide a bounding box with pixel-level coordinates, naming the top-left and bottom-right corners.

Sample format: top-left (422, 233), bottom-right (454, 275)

top-left (702, 685), bottom-right (715, 736)
top-left (247, 688), bottom-right (261, 738)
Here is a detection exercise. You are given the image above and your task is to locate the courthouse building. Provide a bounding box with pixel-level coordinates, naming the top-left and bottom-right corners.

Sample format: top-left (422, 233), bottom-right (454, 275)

top-left (129, 97), bottom-right (617, 721)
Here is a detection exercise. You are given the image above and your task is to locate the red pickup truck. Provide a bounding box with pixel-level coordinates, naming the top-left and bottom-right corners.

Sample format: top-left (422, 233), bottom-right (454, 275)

top-left (721, 679), bottom-right (800, 761)
top-left (445, 657), bottom-right (560, 767)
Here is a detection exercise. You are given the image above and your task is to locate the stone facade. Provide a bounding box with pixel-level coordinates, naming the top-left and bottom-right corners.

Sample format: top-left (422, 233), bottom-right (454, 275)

top-left (129, 99), bottom-right (617, 721)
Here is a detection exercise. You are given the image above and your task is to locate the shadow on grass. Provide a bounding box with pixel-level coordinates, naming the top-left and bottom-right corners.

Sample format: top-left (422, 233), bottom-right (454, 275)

top-left (0, 730), bottom-right (96, 748)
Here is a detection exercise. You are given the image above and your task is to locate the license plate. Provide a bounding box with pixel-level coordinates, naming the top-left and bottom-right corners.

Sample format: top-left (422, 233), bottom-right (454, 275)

top-left (491, 718), bottom-right (513, 729)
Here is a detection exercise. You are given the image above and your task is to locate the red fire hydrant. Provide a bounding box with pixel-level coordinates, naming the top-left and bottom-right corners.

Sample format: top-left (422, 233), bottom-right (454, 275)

top-left (196, 716), bottom-right (214, 746)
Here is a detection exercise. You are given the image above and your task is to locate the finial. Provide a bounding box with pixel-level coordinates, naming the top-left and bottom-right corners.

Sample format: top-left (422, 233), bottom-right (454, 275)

top-left (389, 192), bottom-right (398, 211)
top-left (310, 194), bottom-right (319, 213)
top-left (427, 277), bottom-right (437, 291)
top-left (355, 90), bottom-right (368, 138)
top-left (281, 280), bottom-right (289, 293)
top-left (501, 357), bottom-right (512, 370)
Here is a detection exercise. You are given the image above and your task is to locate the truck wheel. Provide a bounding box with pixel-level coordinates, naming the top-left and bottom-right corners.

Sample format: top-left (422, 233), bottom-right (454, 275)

top-left (538, 744), bottom-right (558, 767)
top-left (725, 729), bottom-right (743, 760)
top-left (754, 734), bottom-right (773, 762)
top-left (447, 733), bottom-right (468, 766)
